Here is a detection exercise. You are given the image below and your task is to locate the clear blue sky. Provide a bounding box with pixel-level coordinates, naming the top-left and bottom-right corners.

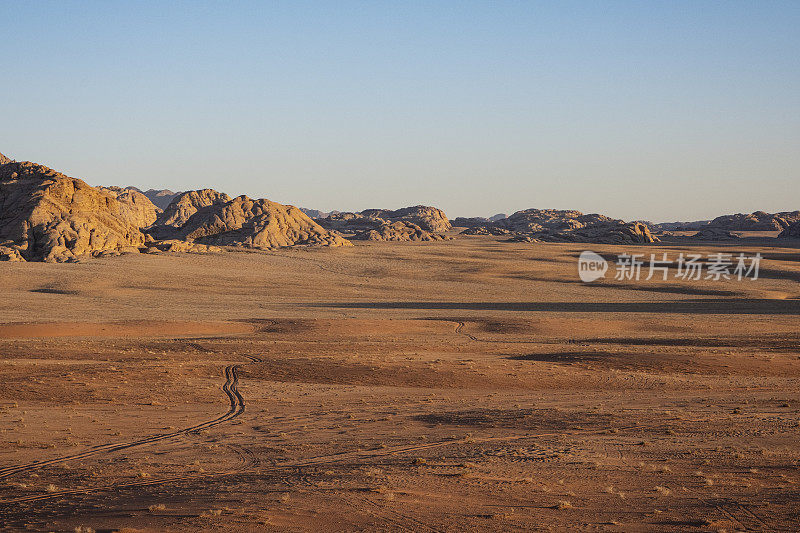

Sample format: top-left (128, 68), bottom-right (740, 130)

top-left (2, 1), bottom-right (798, 222)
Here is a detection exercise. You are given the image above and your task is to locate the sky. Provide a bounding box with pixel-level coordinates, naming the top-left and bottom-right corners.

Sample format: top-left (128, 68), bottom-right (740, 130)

top-left (1, 1), bottom-right (798, 222)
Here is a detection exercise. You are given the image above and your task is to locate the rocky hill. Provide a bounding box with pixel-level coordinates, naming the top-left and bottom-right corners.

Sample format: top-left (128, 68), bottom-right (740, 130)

top-left (100, 186), bottom-right (160, 228)
top-left (654, 211), bottom-right (800, 232)
top-left (496, 209), bottom-right (617, 233)
top-left (0, 154), bottom-right (353, 261)
top-left (778, 221), bottom-right (800, 239)
top-left (350, 221), bottom-right (449, 242)
top-left (452, 216), bottom-right (491, 228)
top-left (154, 189), bottom-right (232, 228)
top-left (536, 221), bottom-right (659, 244)
top-left (150, 194), bottom-right (351, 249)
top-left (317, 205), bottom-right (451, 234)
top-left (708, 211), bottom-right (800, 231)
top-left (457, 208), bottom-right (656, 243)
top-left (0, 159), bottom-right (145, 262)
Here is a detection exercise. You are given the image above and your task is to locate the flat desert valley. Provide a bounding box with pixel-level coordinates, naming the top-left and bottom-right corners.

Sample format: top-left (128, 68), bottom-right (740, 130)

top-left (1, 237), bottom-right (800, 532)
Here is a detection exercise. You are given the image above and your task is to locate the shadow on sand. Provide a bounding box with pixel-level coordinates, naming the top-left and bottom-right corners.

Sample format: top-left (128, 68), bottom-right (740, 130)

top-left (308, 299), bottom-right (800, 315)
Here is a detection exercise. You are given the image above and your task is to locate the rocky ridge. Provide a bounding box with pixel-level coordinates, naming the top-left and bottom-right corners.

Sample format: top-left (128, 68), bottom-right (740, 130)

top-left (149, 194), bottom-right (351, 249)
top-left (317, 205), bottom-right (451, 234)
top-left (459, 209), bottom-right (658, 244)
top-left (0, 160), bottom-right (145, 262)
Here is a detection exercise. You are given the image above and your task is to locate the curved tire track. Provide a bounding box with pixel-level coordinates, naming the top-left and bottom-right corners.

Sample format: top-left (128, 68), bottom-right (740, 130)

top-left (0, 355), bottom-right (260, 481)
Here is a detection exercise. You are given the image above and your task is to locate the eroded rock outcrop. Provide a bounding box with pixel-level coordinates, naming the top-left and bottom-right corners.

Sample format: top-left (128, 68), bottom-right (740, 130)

top-left (689, 228), bottom-right (741, 240)
top-left (535, 222), bottom-right (659, 244)
top-left (452, 217), bottom-right (491, 228)
top-left (150, 194), bottom-right (351, 249)
top-left (100, 186), bottom-right (160, 228)
top-left (778, 221), bottom-right (800, 239)
top-left (0, 160), bottom-right (144, 262)
top-left (496, 209), bottom-right (617, 233)
top-left (350, 221), bottom-right (449, 242)
top-left (318, 205), bottom-right (451, 234)
top-left (143, 239), bottom-right (223, 254)
top-left (455, 208), bottom-right (656, 244)
top-left (155, 189), bottom-right (232, 228)
top-left (708, 211), bottom-right (799, 231)
top-left (460, 225), bottom-right (512, 236)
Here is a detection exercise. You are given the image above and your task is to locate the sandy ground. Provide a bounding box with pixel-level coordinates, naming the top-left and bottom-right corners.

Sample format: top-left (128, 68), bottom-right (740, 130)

top-left (1, 236), bottom-right (799, 532)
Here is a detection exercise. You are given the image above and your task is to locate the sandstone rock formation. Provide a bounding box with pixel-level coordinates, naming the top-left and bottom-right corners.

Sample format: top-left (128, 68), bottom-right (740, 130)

top-left (455, 208), bottom-right (655, 244)
top-left (0, 160), bottom-right (144, 262)
top-left (100, 186), bottom-right (160, 228)
top-left (350, 221), bottom-right (449, 242)
top-left (496, 209), bottom-right (617, 233)
top-left (655, 211), bottom-right (800, 232)
top-left (536, 222), bottom-right (659, 244)
top-left (155, 189), bottom-right (232, 228)
top-left (778, 221), bottom-right (800, 239)
top-left (708, 211), bottom-right (799, 231)
top-left (150, 194), bottom-right (351, 249)
top-left (689, 228), bottom-right (741, 240)
top-left (460, 225), bottom-right (512, 236)
top-left (452, 217), bottom-right (491, 228)
top-left (360, 206), bottom-right (451, 232)
top-left (0, 152), bottom-right (13, 166)
top-left (319, 205), bottom-right (451, 234)
top-left (143, 239), bottom-right (223, 254)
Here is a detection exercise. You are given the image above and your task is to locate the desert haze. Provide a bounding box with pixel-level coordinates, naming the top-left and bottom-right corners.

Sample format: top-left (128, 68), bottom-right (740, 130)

top-left (0, 151), bottom-right (799, 531)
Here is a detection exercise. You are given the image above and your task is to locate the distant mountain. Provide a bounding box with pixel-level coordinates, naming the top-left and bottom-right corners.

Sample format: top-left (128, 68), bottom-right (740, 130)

top-left (300, 207), bottom-right (340, 219)
top-left (140, 189), bottom-right (181, 210)
top-left (653, 220), bottom-right (711, 231)
top-left (654, 211), bottom-right (800, 232)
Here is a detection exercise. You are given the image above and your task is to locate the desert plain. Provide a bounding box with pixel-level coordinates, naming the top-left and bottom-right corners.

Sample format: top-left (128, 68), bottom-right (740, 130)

top-left (1, 235), bottom-right (800, 532)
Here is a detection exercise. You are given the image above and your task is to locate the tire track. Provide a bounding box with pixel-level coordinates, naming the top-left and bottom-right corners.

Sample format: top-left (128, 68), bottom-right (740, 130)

top-left (0, 355), bottom-right (260, 480)
top-left (0, 434), bottom-right (538, 506)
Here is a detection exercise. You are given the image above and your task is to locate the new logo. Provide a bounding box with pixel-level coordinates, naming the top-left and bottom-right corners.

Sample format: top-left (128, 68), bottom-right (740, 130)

top-left (578, 251), bottom-right (608, 282)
